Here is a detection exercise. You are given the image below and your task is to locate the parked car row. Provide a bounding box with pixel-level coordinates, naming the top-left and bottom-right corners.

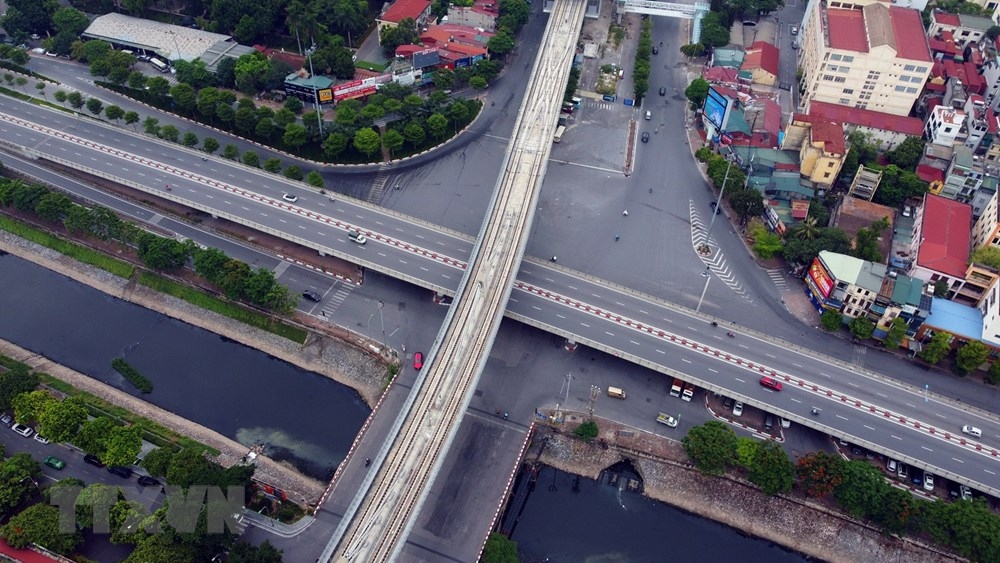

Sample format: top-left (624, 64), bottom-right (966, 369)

top-left (3, 413), bottom-right (159, 486)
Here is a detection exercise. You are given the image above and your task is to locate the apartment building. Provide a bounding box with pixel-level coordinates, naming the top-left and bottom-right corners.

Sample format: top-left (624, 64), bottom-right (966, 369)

top-left (798, 0), bottom-right (932, 117)
top-left (909, 194), bottom-right (973, 299)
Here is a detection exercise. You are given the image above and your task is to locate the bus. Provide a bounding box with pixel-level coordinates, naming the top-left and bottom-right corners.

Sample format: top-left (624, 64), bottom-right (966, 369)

top-left (553, 125), bottom-right (565, 143)
top-left (149, 58), bottom-right (169, 73)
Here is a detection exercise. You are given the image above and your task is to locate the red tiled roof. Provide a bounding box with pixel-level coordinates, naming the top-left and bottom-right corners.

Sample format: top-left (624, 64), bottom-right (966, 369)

top-left (928, 36), bottom-right (960, 56)
top-left (420, 24), bottom-right (493, 49)
top-left (395, 44), bottom-right (423, 56)
top-left (916, 164), bottom-right (945, 183)
top-left (775, 162), bottom-right (799, 172)
top-left (989, 109), bottom-right (1000, 134)
top-left (942, 59), bottom-right (985, 92)
top-left (703, 67), bottom-right (740, 83)
top-left (742, 41), bottom-right (779, 76)
top-left (890, 6), bottom-right (932, 62)
top-left (828, 9), bottom-right (868, 52)
top-left (810, 119), bottom-right (846, 154)
top-left (933, 11), bottom-right (961, 26)
top-left (808, 100), bottom-right (924, 136)
top-left (381, 0), bottom-right (430, 23)
top-left (918, 194), bottom-right (972, 278)
top-left (970, 48), bottom-right (984, 66)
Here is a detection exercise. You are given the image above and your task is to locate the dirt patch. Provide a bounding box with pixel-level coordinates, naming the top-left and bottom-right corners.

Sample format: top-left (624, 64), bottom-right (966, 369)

top-left (531, 415), bottom-right (958, 563)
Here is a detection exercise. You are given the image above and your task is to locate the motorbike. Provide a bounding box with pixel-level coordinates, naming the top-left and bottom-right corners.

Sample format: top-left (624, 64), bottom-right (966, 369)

top-left (726, 332), bottom-right (735, 338)
top-left (550, 256), bottom-right (557, 262)
top-left (810, 407), bottom-right (820, 416)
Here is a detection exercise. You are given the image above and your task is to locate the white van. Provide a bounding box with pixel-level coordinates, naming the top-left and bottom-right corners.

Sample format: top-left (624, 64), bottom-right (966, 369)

top-left (644, 110), bottom-right (651, 120)
top-left (606, 386), bottom-right (626, 399)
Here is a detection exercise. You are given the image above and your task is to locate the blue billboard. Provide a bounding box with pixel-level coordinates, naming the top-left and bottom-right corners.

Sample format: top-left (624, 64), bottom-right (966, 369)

top-left (703, 87), bottom-right (731, 131)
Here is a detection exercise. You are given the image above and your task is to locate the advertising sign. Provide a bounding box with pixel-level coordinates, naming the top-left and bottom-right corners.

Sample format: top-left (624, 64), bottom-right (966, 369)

top-left (318, 88), bottom-right (333, 103)
top-left (703, 87), bottom-right (731, 131)
top-left (809, 258), bottom-right (834, 299)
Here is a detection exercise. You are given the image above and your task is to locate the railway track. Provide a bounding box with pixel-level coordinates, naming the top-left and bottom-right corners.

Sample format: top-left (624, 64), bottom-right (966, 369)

top-left (326, 0), bottom-right (587, 560)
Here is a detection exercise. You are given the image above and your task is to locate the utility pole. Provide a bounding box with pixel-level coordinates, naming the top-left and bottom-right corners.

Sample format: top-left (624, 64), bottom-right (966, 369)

top-left (587, 385), bottom-right (600, 418)
top-left (560, 372), bottom-right (574, 406)
top-left (305, 43), bottom-right (324, 138)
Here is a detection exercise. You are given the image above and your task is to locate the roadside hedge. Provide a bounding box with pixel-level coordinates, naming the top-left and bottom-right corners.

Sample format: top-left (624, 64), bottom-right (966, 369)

top-left (110, 358), bottom-right (153, 394)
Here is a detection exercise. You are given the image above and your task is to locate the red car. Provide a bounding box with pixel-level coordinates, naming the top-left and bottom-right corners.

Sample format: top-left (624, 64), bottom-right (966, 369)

top-left (759, 376), bottom-right (782, 391)
top-left (413, 352), bottom-right (424, 370)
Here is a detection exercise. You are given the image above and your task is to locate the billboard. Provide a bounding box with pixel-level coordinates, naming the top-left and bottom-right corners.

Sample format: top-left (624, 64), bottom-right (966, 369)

top-left (808, 258), bottom-right (834, 299)
top-left (412, 48), bottom-right (440, 69)
top-left (703, 87), bottom-right (731, 131)
top-left (318, 88), bottom-right (333, 103)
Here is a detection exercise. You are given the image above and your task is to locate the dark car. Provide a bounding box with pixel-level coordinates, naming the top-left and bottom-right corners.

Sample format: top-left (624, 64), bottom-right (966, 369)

top-left (302, 289), bottom-right (321, 302)
top-left (723, 397), bottom-right (734, 410)
top-left (413, 352), bottom-right (424, 370)
top-left (659, 87), bottom-right (666, 96)
top-left (108, 466), bottom-right (133, 478)
top-left (137, 475), bottom-right (160, 487)
top-left (84, 454), bottom-right (104, 468)
top-left (652, 46), bottom-right (659, 54)
top-left (0, 414), bottom-right (11, 426)
top-left (641, 131), bottom-right (649, 143)
top-left (709, 201), bottom-right (721, 215)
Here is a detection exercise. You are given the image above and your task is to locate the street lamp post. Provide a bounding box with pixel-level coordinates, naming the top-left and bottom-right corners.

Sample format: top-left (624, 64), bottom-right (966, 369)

top-left (701, 154), bottom-right (733, 255)
top-left (305, 44), bottom-right (324, 138)
top-left (695, 269), bottom-right (711, 313)
top-left (377, 300), bottom-right (386, 349)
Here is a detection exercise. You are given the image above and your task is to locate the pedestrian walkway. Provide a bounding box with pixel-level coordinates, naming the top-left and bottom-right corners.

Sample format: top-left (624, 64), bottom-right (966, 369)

top-left (689, 202), bottom-right (751, 301)
top-left (765, 269), bottom-right (788, 293)
top-left (319, 283), bottom-right (354, 318)
top-left (241, 511), bottom-right (315, 538)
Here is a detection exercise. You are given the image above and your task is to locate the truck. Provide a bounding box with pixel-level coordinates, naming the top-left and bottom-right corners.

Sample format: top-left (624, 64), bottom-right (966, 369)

top-left (656, 413), bottom-right (677, 427)
top-left (669, 378), bottom-right (683, 398)
top-left (681, 382), bottom-right (695, 402)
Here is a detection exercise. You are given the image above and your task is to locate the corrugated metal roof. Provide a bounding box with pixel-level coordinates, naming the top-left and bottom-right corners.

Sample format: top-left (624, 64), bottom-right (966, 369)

top-left (82, 13), bottom-right (231, 61)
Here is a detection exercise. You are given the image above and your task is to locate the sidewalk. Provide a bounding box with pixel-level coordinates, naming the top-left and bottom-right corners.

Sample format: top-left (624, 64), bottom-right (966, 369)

top-left (241, 511), bottom-right (315, 538)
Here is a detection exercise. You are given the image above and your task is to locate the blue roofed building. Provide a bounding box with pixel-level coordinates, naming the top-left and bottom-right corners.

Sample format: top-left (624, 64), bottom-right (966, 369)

top-left (915, 297), bottom-right (1000, 352)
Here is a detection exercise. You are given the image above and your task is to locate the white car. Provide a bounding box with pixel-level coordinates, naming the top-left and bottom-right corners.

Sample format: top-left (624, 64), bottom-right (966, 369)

top-left (960, 485), bottom-right (972, 500)
top-left (780, 418), bottom-right (791, 429)
top-left (733, 402), bottom-right (744, 416)
top-left (924, 473), bottom-right (935, 492)
top-left (282, 193), bottom-right (298, 203)
top-left (33, 434), bottom-right (49, 444)
top-left (790, 24), bottom-right (799, 35)
top-left (11, 423), bottom-right (32, 437)
top-left (962, 425), bottom-right (982, 438)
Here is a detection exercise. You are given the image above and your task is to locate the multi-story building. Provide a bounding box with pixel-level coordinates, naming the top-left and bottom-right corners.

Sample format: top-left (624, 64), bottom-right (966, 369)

top-left (909, 194), bottom-right (973, 299)
top-left (806, 101), bottom-right (924, 150)
top-left (446, 0), bottom-right (499, 31)
top-left (798, 0), bottom-right (931, 116)
top-left (925, 104), bottom-right (967, 146)
top-left (973, 186), bottom-right (1000, 246)
top-left (804, 250), bottom-right (886, 317)
top-left (781, 113), bottom-right (847, 188)
top-left (927, 11), bottom-right (996, 47)
top-left (376, 0), bottom-right (432, 45)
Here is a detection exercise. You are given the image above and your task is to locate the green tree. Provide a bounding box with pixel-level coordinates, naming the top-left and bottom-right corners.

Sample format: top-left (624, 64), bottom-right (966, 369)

top-left (13, 78), bottom-right (27, 94)
top-left (382, 128), bottom-right (405, 158)
top-left (66, 91), bottom-right (85, 109)
top-left (137, 234), bottom-right (192, 270)
top-left (887, 136), bottom-right (925, 170)
top-left (263, 158), bottom-right (282, 173)
top-left (699, 11), bottom-right (732, 47)
top-left (255, 117), bottom-right (275, 141)
top-left (33, 81), bottom-right (45, 99)
top-left (140, 447), bottom-right (173, 477)
top-left (282, 123), bottom-right (308, 153)
top-left (990, 362), bottom-right (1000, 385)
top-left (380, 17), bottom-right (420, 55)
top-left (241, 151), bottom-right (260, 168)
top-left (53, 90), bottom-right (67, 104)
top-left (848, 316), bottom-right (875, 340)
top-left (955, 340), bottom-right (990, 375)
top-left (305, 171), bottom-right (324, 188)
top-left (124, 111), bottom-right (140, 130)
top-left (729, 188), bottom-right (764, 223)
top-left (0, 453), bottom-right (40, 513)
top-left (274, 107), bottom-right (296, 128)
top-left (235, 107), bottom-right (258, 135)
top-left (127, 71), bottom-right (147, 90)
top-left (933, 279), bottom-right (950, 297)
top-left (480, 532), bottom-right (518, 563)
top-left (170, 83), bottom-right (197, 115)
top-left (142, 116), bottom-right (160, 136)
top-left (159, 124), bottom-right (180, 143)
top-left (884, 317), bottom-right (908, 350)
top-left (323, 132), bottom-right (349, 160)
top-left (173, 58), bottom-right (214, 90)
top-left (0, 504), bottom-right (82, 555)
top-left (680, 43), bottom-right (706, 58)
top-left (283, 166), bottom-right (304, 181)
top-left (748, 441), bottom-right (795, 495)
top-left (353, 127), bottom-right (381, 157)
top-left (52, 6), bottom-right (90, 35)
top-left (833, 459), bottom-right (889, 521)
top-left (145, 76), bottom-right (171, 100)
top-left (196, 87), bottom-right (220, 119)
top-left (37, 397), bottom-right (87, 443)
top-left (202, 137), bottom-right (220, 154)
top-left (73, 416), bottom-right (118, 456)
top-left (85, 97), bottom-right (104, 116)
top-left (181, 132), bottom-right (199, 147)
top-left (0, 366), bottom-right (38, 412)
top-left (402, 122), bottom-right (426, 148)
top-left (819, 310), bottom-right (844, 332)
top-left (104, 104), bottom-right (125, 124)
top-left (73, 483), bottom-right (121, 531)
top-left (216, 102), bottom-right (236, 128)
top-left (12, 390), bottom-right (52, 424)
top-left (427, 113), bottom-right (448, 139)
top-left (681, 421), bottom-right (737, 475)
top-left (283, 96), bottom-right (303, 114)
top-left (919, 331), bottom-right (952, 365)
top-left (222, 144), bottom-right (240, 160)
top-left (103, 425), bottom-right (142, 467)
top-left (234, 51), bottom-right (271, 94)
top-left (574, 419), bottom-right (599, 440)
top-left (33, 192), bottom-right (72, 223)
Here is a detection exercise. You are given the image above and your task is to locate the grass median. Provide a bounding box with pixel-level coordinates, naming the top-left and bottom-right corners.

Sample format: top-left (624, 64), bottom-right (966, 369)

top-left (0, 215), bottom-right (134, 278)
top-left (137, 272), bottom-right (308, 343)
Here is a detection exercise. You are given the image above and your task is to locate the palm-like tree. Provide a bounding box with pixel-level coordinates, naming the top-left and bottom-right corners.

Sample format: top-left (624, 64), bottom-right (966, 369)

top-left (791, 216), bottom-right (820, 240)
